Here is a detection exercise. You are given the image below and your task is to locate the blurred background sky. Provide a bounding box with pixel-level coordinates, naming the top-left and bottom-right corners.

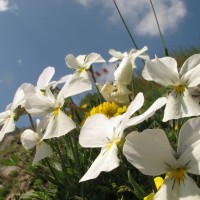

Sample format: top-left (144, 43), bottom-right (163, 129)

top-left (0, 0), bottom-right (200, 115)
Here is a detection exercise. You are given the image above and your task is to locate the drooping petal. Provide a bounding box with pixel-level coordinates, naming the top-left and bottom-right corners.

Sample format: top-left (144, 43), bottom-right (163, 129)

top-left (123, 130), bottom-right (177, 176)
top-left (177, 117), bottom-right (200, 156)
top-left (33, 142), bottom-right (52, 165)
top-left (163, 89), bottom-right (200, 122)
top-left (142, 57), bottom-right (179, 87)
top-left (21, 129), bottom-right (39, 150)
top-left (65, 54), bottom-right (81, 69)
top-left (114, 57), bottom-right (133, 84)
top-left (180, 53), bottom-right (200, 76)
top-left (37, 66), bottom-right (55, 89)
top-left (79, 114), bottom-right (115, 148)
top-left (43, 111), bottom-right (75, 139)
top-left (79, 144), bottom-right (119, 182)
top-left (126, 97), bottom-right (167, 127)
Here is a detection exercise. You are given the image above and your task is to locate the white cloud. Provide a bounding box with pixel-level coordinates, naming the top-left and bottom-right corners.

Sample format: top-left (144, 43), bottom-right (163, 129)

top-left (75, 0), bottom-right (187, 36)
top-left (0, 0), bottom-right (9, 12)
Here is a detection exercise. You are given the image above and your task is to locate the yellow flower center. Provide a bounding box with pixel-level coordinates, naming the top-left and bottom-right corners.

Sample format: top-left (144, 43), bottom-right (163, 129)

top-left (107, 139), bottom-right (121, 151)
top-left (174, 85), bottom-right (185, 95)
top-left (53, 107), bottom-right (60, 116)
top-left (89, 102), bottom-right (126, 118)
top-left (170, 167), bottom-right (186, 183)
top-left (78, 67), bottom-right (85, 73)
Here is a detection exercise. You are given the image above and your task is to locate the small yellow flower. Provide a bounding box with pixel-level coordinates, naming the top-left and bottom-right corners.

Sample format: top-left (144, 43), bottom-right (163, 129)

top-left (143, 176), bottom-right (165, 200)
top-left (89, 102), bottom-right (126, 118)
top-left (81, 102), bottom-right (126, 125)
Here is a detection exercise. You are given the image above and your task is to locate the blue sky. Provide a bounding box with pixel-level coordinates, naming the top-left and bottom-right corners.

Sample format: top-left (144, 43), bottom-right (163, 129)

top-left (0, 0), bottom-right (200, 114)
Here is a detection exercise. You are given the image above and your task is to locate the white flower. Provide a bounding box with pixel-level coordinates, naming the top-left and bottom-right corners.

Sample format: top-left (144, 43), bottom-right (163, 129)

top-left (0, 83), bottom-right (35, 142)
top-left (65, 53), bottom-right (105, 80)
top-left (21, 119), bottom-right (52, 165)
top-left (25, 75), bottom-right (91, 139)
top-left (123, 117), bottom-right (200, 200)
top-left (142, 54), bottom-right (200, 121)
top-left (79, 93), bottom-right (166, 182)
top-left (109, 46), bottom-right (149, 85)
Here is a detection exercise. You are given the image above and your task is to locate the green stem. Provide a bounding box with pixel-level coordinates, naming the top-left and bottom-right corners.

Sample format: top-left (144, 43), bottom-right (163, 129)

top-left (149, 0), bottom-right (168, 56)
top-left (112, 0), bottom-right (138, 49)
top-left (28, 113), bottom-right (36, 131)
top-left (89, 67), bottom-right (104, 104)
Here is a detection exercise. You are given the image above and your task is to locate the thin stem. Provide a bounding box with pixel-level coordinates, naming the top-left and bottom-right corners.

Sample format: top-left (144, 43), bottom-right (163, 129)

top-left (28, 113), bottom-right (36, 131)
top-left (89, 67), bottom-right (105, 104)
top-left (149, 0), bottom-right (168, 56)
top-left (112, 0), bottom-right (138, 49)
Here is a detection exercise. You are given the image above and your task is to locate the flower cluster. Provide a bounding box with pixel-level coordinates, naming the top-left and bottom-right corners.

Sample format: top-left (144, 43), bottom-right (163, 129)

top-left (1, 47), bottom-right (200, 199)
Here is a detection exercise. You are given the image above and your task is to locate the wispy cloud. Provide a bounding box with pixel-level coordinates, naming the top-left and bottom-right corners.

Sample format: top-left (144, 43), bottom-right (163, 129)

top-left (0, 0), bottom-right (9, 12)
top-left (0, 0), bottom-right (16, 12)
top-left (75, 0), bottom-right (186, 36)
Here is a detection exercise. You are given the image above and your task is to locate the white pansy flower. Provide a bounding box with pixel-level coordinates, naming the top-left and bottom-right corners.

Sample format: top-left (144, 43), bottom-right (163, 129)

top-left (79, 93), bottom-right (166, 182)
top-left (123, 117), bottom-right (200, 200)
top-left (25, 75), bottom-right (92, 139)
top-left (21, 119), bottom-right (52, 165)
top-left (0, 83), bottom-right (35, 142)
top-left (109, 46), bottom-right (149, 85)
top-left (142, 54), bottom-right (200, 121)
top-left (65, 53), bottom-right (105, 80)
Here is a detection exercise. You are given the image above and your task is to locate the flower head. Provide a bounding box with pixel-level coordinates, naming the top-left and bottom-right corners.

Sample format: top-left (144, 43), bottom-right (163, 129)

top-left (65, 53), bottom-right (105, 79)
top-left (123, 117), bottom-right (200, 200)
top-left (79, 93), bottom-right (166, 182)
top-left (21, 119), bottom-right (52, 165)
top-left (142, 54), bottom-right (200, 121)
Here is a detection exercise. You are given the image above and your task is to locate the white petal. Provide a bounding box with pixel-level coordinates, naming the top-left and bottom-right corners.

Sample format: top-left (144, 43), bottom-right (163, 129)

top-left (65, 54), bottom-right (80, 69)
top-left (0, 110), bottom-right (12, 125)
top-left (42, 111), bottom-right (75, 139)
top-left (0, 117), bottom-right (15, 142)
top-left (85, 53), bottom-right (105, 68)
top-left (37, 66), bottom-right (55, 89)
top-left (143, 57), bottom-right (179, 87)
top-left (79, 114), bottom-right (115, 148)
top-left (25, 94), bottom-right (54, 117)
top-left (177, 117), bottom-right (200, 156)
top-left (21, 129), bottom-right (39, 150)
top-left (114, 57), bottom-right (133, 84)
top-left (119, 92), bottom-right (144, 131)
top-left (59, 75), bottom-right (92, 99)
top-left (181, 64), bottom-right (200, 87)
top-left (79, 144), bottom-right (119, 182)
top-left (163, 89), bottom-right (200, 122)
top-left (109, 49), bottom-right (124, 62)
top-left (126, 97), bottom-right (167, 127)
top-left (178, 139), bottom-right (200, 175)
top-left (180, 53), bottom-right (200, 76)
top-left (33, 142), bottom-right (52, 165)
top-left (123, 130), bottom-right (177, 176)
